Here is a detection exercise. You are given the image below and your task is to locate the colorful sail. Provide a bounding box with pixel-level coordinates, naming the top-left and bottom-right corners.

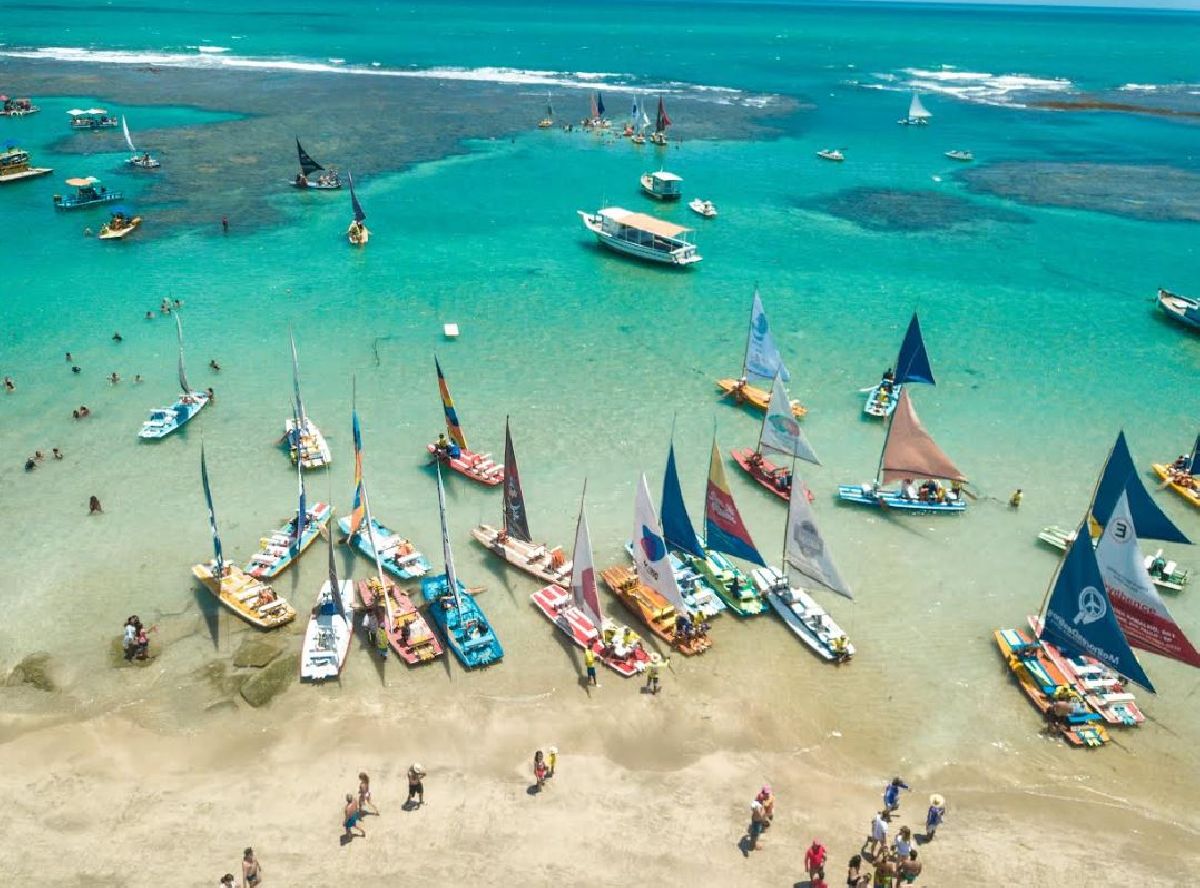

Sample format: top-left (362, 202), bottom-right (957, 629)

top-left (894, 313), bottom-right (935, 386)
top-left (296, 138), bottom-right (323, 175)
top-left (1040, 517), bottom-right (1155, 692)
top-left (326, 512), bottom-right (346, 620)
top-left (1092, 431), bottom-right (1189, 544)
top-left (289, 333), bottom-right (306, 423)
top-left (121, 115), bottom-right (136, 153)
top-left (501, 418), bottom-right (531, 543)
top-left (175, 313), bottom-right (191, 393)
top-left (1095, 490), bottom-right (1200, 668)
top-left (743, 287), bottom-right (790, 382)
top-left (200, 445), bottom-right (224, 571)
top-left (435, 462), bottom-right (463, 614)
top-left (435, 357), bottom-right (467, 449)
top-left (596, 92), bottom-right (605, 117)
top-left (346, 408), bottom-right (367, 539)
top-left (570, 491), bottom-right (603, 628)
top-left (759, 373), bottom-right (819, 464)
top-left (879, 389), bottom-right (966, 484)
top-left (785, 480), bottom-right (852, 599)
top-left (348, 172), bottom-right (366, 223)
top-left (633, 474), bottom-right (689, 613)
top-left (661, 442), bottom-right (704, 558)
top-left (704, 441), bottom-right (766, 566)
top-left (655, 95), bottom-right (671, 132)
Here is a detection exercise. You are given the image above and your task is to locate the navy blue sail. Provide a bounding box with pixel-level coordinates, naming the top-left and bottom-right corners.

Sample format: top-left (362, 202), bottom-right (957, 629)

top-left (1092, 431), bottom-right (1190, 544)
top-left (200, 445), bottom-right (225, 571)
top-left (596, 92), bottom-right (605, 117)
top-left (348, 172), bottom-right (366, 223)
top-left (894, 313), bottom-right (935, 386)
top-left (1189, 432), bottom-right (1200, 474)
top-left (1040, 521), bottom-right (1155, 693)
top-left (296, 139), bottom-right (323, 176)
top-left (661, 442), bottom-right (704, 558)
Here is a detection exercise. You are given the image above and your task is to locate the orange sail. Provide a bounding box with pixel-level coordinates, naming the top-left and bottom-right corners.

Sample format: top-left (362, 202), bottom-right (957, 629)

top-left (880, 389), bottom-right (965, 483)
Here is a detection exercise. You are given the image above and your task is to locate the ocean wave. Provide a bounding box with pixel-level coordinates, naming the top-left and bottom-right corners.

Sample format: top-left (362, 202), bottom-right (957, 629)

top-left (866, 66), bottom-right (1073, 108)
top-left (1119, 83), bottom-right (1158, 92)
top-left (192, 45), bottom-right (230, 54)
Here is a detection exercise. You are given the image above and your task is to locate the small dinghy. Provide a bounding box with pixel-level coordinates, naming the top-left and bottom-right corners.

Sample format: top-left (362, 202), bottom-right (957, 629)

top-left (816, 149), bottom-right (844, 162)
top-left (688, 198), bottom-right (717, 218)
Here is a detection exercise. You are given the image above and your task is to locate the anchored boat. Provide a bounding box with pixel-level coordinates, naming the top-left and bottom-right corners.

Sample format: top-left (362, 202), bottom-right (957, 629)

top-left (538, 92), bottom-right (554, 128)
top-left (1151, 433), bottom-right (1199, 509)
top-left (640, 170), bottom-right (683, 201)
top-left (290, 138), bottom-right (340, 189)
top-left (53, 176), bottom-right (121, 210)
top-left (427, 357), bottom-right (503, 486)
top-left (1037, 526), bottom-right (1189, 592)
top-left (122, 115), bottom-right (160, 169)
top-left (1026, 616), bottom-right (1144, 727)
top-left (863, 313), bottom-right (935, 418)
top-left (898, 92), bottom-right (931, 126)
top-left (244, 460), bottom-right (332, 579)
top-left (650, 95), bottom-right (671, 145)
top-left (1156, 288), bottom-right (1200, 334)
top-left (0, 146), bottom-right (52, 184)
top-left (138, 313), bottom-right (210, 439)
top-left (347, 172), bottom-right (369, 245)
top-left (284, 334), bottom-right (332, 469)
top-left (67, 108), bottom-right (117, 129)
top-left (1, 96), bottom-right (39, 117)
top-left (98, 211), bottom-right (141, 240)
top-left (578, 207), bottom-right (701, 266)
top-left (731, 371), bottom-right (819, 501)
top-left (716, 287), bottom-right (806, 418)
top-left (300, 526), bottom-right (356, 681)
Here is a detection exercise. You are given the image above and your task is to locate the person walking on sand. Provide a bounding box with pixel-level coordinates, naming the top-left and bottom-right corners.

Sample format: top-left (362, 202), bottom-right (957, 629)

top-left (863, 810), bottom-right (890, 859)
top-left (747, 799), bottom-right (768, 851)
top-left (547, 746), bottom-right (558, 778)
top-left (898, 850), bottom-right (922, 884)
top-left (804, 838), bottom-right (828, 882)
top-left (241, 847), bottom-right (261, 887)
top-left (584, 645), bottom-right (598, 686)
top-left (533, 750), bottom-right (547, 791)
top-left (755, 784), bottom-right (774, 827)
top-left (343, 793), bottom-right (366, 839)
top-left (924, 794), bottom-right (945, 841)
top-left (358, 772), bottom-right (378, 815)
top-left (883, 777), bottom-right (909, 814)
top-left (406, 763), bottom-right (425, 808)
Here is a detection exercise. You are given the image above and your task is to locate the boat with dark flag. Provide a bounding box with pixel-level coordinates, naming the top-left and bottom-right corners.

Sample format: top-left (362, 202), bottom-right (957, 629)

top-left (289, 138), bottom-right (341, 189)
top-left (471, 418), bottom-right (571, 585)
top-left (138, 313), bottom-right (210, 439)
top-left (650, 96), bottom-right (671, 145)
top-left (863, 313), bottom-right (934, 418)
top-left (346, 172), bottom-right (369, 245)
top-left (426, 357), bottom-right (504, 485)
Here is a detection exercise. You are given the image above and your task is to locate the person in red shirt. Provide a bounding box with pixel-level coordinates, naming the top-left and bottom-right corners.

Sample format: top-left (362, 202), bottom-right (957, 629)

top-left (804, 838), bottom-right (828, 882)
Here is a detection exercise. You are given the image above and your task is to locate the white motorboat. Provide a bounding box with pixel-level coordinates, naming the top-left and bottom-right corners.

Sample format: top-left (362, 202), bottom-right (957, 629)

top-left (816, 149), bottom-right (844, 162)
top-left (578, 207), bottom-right (702, 266)
top-left (688, 198), bottom-right (717, 218)
top-left (300, 578), bottom-right (356, 681)
top-left (945, 150), bottom-right (973, 162)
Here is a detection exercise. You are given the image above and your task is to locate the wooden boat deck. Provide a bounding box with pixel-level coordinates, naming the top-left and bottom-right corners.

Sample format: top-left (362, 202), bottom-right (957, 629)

top-left (1152, 464), bottom-right (1200, 509)
top-left (358, 577), bottom-right (443, 665)
top-left (599, 565), bottom-right (710, 655)
top-left (471, 524), bottom-right (571, 586)
top-left (192, 562), bottom-right (296, 630)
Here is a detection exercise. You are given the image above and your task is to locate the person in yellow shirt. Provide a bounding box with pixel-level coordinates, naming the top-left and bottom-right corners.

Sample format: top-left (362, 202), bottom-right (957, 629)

top-left (584, 646), bottom-right (598, 687)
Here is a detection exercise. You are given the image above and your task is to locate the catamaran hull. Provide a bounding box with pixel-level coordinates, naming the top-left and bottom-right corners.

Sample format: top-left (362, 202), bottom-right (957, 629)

top-left (359, 577), bottom-right (444, 665)
top-left (471, 525), bottom-right (571, 586)
top-left (837, 484), bottom-right (966, 512)
top-left (245, 504), bottom-right (333, 578)
top-left (285, 416), bottom-right (332, 469)
top-left (300, 580), bottom-right (356, 681)
top-left (530, 585), bottom-right (648, 676)
top-left (751, 567), bottom-right (854, 662)
top-left (191, 562), bottom-right (296, 630)
top-left (427, 444), bottom-right (504, 486)
top-left (138, 392), bottom-right (210, 439)
top-left (337, 516), bottom-right (431, 579)
top-left (424, 575), bottom-right (504, 669)
top-left (1026, 616), bottom-right (1144, 727)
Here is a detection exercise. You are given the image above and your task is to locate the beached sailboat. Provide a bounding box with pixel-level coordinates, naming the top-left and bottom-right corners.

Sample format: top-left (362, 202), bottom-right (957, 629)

top-left (538, 93), bottom-right (554, 128)
top-left (427, 357), bottom-right (503, 485)
top-left (290, 139), bottom-right (340, 189)
top-left (346, 172), bottom-right (369, 245)
top-left (695, 440), bottom-right (768, 615)
top-left (139, 313), bottom-right (210, 439)
top-left (899, 92), bottom-right (931, 126)
top-left (122, 116), bottom-right (160, 169)
top-left (1151, 432), bottom-right (1199, 509)
top-left (0, 146), bottom-right (52, 183)
top-left (244, 459), bottom-right (332, 579)
top-left (533, 488), bottom-right (650, 677)
top-left (716, 288), bottom-right (806, 418)
top-left (471, 419), bottom-right (571, 585)
top-left (283, 334), bottom-right (331, 469)
top-left (424, 463), bottom-right (504, 669)
top-left (863, 313), bottom-right (935, 418)
top-left (650, 96), bottom-right (671, 145)
top-left (731, 372), bottom-right (820, 501)
top-left (300, 522), bottom-right (356, 681)
top-left (338, 404), bottom-right (432, 579)
top-left (601, 475), bottom-right (712, 654)
top-left (751, 471), bottom-right (855, 662)
top-left (191, 446), bottom-right (296, 630)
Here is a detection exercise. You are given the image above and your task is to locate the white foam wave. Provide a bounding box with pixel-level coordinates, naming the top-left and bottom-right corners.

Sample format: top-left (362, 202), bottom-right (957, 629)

top-left (194, 45), bottom-right (230, 54)
top-left (867, 66), bottom-right (1073, 108)
top-left (1118, 83), bottom-right (1158, 92)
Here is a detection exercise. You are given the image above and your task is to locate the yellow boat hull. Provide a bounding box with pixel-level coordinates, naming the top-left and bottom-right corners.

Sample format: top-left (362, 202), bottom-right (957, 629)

top-left (1151, 464), bottom-right (1200, 509)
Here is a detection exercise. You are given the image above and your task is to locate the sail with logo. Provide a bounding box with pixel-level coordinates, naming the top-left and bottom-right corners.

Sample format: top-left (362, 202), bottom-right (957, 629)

top-left (501, 417), bottom-right (531, 543)
top-left (704, 440), bottom-right (766, 567)
top-left (784, 471), bottom-right (851, 599)
top-left (760, 373), bottom-right (818, 463)
top-left (633, 473), bottom-right (689, 613)
top-left (1038, 516), bottom-right (1155, 693)
top-left (1091, 430), bottom-right (1190, 544)
top-left (744, 288), bottom-right (790, 383)
top-left (1094, 489), bottom-right (1200, 668)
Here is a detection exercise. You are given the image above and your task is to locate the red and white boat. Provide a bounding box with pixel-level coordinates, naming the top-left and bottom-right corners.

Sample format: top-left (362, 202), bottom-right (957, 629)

top-left (358, 576), bottom-right (444, 666)
top-left (1028, 616), bottom-right (1144, 726)
top-left (428, 356), bottom-right (504, 487)
top-left (731, 447), bottom-right (806, 502)
top-left (730, 371), bottom-right (820, 502)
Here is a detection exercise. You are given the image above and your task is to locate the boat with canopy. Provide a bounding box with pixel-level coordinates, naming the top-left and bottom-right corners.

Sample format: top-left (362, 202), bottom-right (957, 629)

top-left (122, 116), bottom-right (160, 169)
top-left (898, 92), bottom-right (931, 126)
top-left (283, 334), bottom-right (331, 469)
top-left (601, 474), bottom-right (712, 655)
top-left (138, 313), bottom-right (210, 439)
top-left (650, 96), bottom-right (671, 145)
top-left (716, 288), bottom-right (806, 418)
top-left (578, 207), bottom-right (701, 266)
top-left (1151, 431), bottom-right (1199, 509)
top-left (290, 139), bottom-right (340, 189)
top-left (191, 446), bottom-right (296, 630)
top-left (0, 146), bottom-right (52, 183)
top-left (863, 313), bottom-right (934, 418)
top-left (300, 518), bottom-right (356, 681)
top-left (53, 176), bottom-right (121, 210)
top-left (427, 357), bottom-right (503, 485)
top-left (640, 170), bottom-right (683, 201)
top-left (424, 463), bottom-right (504, 669)
top-left (338, 401), bottom-right (431, 579)
top-left (538, 93), bottom-right (554, 128)
top-left (1, 96), bottom-right (39, 117)
top-left (532, 487), bottom-right (650, 677)
top-left (244, 458), bottom-right (332, 579)
top-left (347, 172), bottom-right (369, 245)
top-left (67, 108), bottom-right (117, 129)
top-left (471, 419), bottom-right (571, 585)
top-left (732, 372), bottom-right (819, 501)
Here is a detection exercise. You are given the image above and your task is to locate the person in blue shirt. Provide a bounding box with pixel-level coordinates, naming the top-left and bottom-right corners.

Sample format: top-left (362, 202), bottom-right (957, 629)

top-left (883, 776), bottom-right (910, 813)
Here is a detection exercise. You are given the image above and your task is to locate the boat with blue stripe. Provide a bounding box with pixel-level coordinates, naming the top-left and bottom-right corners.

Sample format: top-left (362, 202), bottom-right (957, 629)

top-left (245, 502), bottom-right (332, 579)
top-left (54, 176), bottom-right (122, 210)
top-left (338, 515), bottom-right (430, 579)
top-left (139, 314), bottom-right (209, 439)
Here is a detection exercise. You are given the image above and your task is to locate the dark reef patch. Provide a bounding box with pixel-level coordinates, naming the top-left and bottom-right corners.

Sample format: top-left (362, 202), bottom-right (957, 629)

top-left (800, 186), bottom-right (1029, 232)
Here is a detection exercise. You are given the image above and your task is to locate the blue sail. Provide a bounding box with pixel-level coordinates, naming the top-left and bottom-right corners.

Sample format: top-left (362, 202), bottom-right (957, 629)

top-left (596, 92), bottom-right (605, 116)
top-left (895, 313), bottom-right (935, 386)
top-left (1092, 431), bottom-right (1190, 544)
top-left (1040, 520), bottom-right (1155, 693)
top-left (744, 288), bottom-right (790, 382)
top-left (1189, 432), bottom-right (1200, 474)
top-left (200, 445), bottom-right (224, 570)
top-left (348, 172), bottom-right (366, 223)
top-left (661, 442), bottom-right (704, 558)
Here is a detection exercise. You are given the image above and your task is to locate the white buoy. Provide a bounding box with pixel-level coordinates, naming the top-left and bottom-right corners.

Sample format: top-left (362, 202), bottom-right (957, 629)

top-left (443, 323), bottom-right (459, 339)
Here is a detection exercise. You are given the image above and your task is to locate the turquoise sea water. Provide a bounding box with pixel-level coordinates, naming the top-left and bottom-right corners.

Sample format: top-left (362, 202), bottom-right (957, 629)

top-left (1, 0), bottom-right (1199, 815)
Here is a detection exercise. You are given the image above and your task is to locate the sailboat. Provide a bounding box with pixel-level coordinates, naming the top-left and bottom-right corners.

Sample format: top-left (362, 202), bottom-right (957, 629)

top-left (243, 456), bottom-right (333, 579)
top-left (751, 472), bottom-right (855, 662)
top-left (863, 313), bottom-right (935, 418)
top-left (716, 287), bottom-right (806, 418)
top-left (695, 440), bottom-right (769, 615)
top-left (347, 172), bottom-right (369, 245)
top-left (650, 96), bottom-right (671, 145)
top-left (623, 96), bottom-right (637, 137)
top-left (121, 116), bottom-right (160, 169)
top-left (427, 357), bottom-right (504, 485)
top-left (1151, 431), bottom-right (1200, 510)
top-left (300, 512), bottom-right (356, 681)
top-left (532, 487), bottom-right (651, 676)
top-left (191, 446), bottom-right (296, 630)
top-left (471, 419), bottom-right (571, 585)
top-left (732, 372), bottom-right (820, 501)
top-left (338, 403), bottom-right (432, 579)
top-left (632, 98), bottom-right (651, 145)
top-left (538, 92), bottom-right (554, 128)
top-left (284, 334), bottom-right (332, 469)
top-left (898, 92), bottom-right (932, 126)
top-left (1036, 525), bottom-right (1189, 592)
top-left (138, 313), bottom-right (210, 439)
top-left (424, 463), bottom-right (504, 669)
top-left (600, 474), bottom-right (713, 654)
top-left (290, 138), bottom-right (341, 189)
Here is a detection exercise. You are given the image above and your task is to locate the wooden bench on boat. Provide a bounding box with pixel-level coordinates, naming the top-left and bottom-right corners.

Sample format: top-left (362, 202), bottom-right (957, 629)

top-left (599, 565), bottom-right (710, 656)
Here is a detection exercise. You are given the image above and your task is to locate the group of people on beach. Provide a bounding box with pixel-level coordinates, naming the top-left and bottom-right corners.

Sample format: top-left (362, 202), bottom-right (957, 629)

top-left (121, 615), bottom-right (151, 661)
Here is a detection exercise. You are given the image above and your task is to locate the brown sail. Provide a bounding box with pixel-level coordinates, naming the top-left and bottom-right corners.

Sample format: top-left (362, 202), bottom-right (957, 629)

top-left (880, 389), bottom-right (966, 483)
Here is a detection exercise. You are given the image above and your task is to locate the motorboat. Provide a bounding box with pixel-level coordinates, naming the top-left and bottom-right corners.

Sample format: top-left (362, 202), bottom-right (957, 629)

top-left (817, 149), bottom-right (844, 162)
top-left (688, 198), bottom-right (717, 218)
top-left (1, 96), bottom-right (39, 117)
top-left (98, 212), bottom-right (142, 240)
top-left (578, 207), bottom-right (701, 266)
top-left (945, 150), bottom-right (974, 162)
top-left (640, 170), bottom-right (683, 201)
top-left (0, 147), bottom-right (52, 184)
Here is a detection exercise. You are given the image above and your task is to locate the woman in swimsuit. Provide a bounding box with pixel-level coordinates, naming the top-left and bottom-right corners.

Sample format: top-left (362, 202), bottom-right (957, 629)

top-left (358, 772), bottom-right (378, 815)
top-left (241, 848), bottom-right (261, 887)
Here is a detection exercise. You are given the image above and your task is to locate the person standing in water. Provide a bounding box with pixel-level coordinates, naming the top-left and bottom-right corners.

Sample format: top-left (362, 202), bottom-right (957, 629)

top-left (89, 496), bottom-right (103, 514)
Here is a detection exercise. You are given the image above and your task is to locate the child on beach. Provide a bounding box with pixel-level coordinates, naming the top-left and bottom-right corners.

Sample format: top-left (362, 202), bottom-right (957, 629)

top-left (533, 750), bottom-right (547, 791)
top-left (220, 874), bottom-right (235, 887)
top-left (358, 772), bottom-right (377, 815)
top-left (584, 646), bottom-right (597, 686)
top-left (924, 794), bottom-right (946, 840)
top-left (846, 855), bottom-right (870, 887)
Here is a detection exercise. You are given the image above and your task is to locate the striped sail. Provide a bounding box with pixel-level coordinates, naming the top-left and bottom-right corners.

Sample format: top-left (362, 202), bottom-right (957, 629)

top-left (346, 408), bottom-right (367, 539)
top-left (435, 357), bottom-right (468, 449)
top-left (704, 441), bottom-right (765, 566)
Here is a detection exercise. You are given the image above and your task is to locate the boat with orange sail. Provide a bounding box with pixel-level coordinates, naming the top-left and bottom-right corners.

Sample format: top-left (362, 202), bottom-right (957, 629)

top-left (716, 287), bottom-right (806, 418)
top-left (426, 357), bottom-right (504, 486)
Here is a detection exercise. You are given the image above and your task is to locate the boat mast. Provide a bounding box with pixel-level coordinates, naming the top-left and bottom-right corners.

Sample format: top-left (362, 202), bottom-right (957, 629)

top-left (435, 462), bottom-right (465, 626)
top-left (290, 332), bottom-right (307, 425)
top-left (360, 479), bottom-right (394, 626)
top-left (740, 284), bottom-right (757, 380)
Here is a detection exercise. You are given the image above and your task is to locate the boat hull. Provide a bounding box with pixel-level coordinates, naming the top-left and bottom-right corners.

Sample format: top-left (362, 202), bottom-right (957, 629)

top-left (530, 585), bottom-right (648, 676)
top-left (730, 448), bottom-right (790, 502)
top-left (1026, 616), bottom-right (1143, 727)
top-left (192, 562), bottom-right (296, 630)
top-left (359, 577), bottom-right (444, 665)
top-left (578, 211), bottom-right (701, 267)
top-left (715, 378), bottom-right (806, 418)
top-left (687, 547), bottom-right (766, 617)
top-left (622, 541), bottom-right (726, 618)
top-left (1151, 463), bottom-right (1200, 509)
top-left (862, 382), bottom-right (901, 418)
top-left (54, 192), bottom-right (123, 210)
top-left (599, 565), bottom-right (711, 655)
top-left (471, 525), bottom-right (571, 586)
top-left (751, 566), bottom-right (855, 662)
top-left (98, 217), bottom-right (141, 239)
top-left (1037, 523), bottom-right (1188, 591)
top-left (424, 574), bottom-right (504, 669)
top-left (138, 391), bottom-right (210, 439)
top-left (126, 157), bottom-right (161, 169)
top-left (300, 580), bottom-right (356, 681)
top-left (285, 416), bottom-right (332, 469)
top-left (338, 515), bottom-right (431, 579)
top-left (1156, 289), bottom-right (1200, 333)
top-left (427, 443), bottom-right (503, 486)
top-left (837, 483), bottom-right (966, 513)
top-left (0, 167), bottom-right (53, 184)
top-left (244, 503), bottom-right (332, 578)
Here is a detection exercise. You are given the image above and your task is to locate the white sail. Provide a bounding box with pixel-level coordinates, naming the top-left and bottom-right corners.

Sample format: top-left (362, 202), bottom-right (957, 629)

top-left (632, 474), bottom-right (689, 614)
top-left (175, 313), bottom-right (191, 393)
top-left (570, 498), bottom-right (603, 628)
top-left (743, 288), bottom-right (790, 382)
top-left (289, 333), bottom-right (306, 424)
top-left (122, 115), bottom-right (136, 153)
top-left (908, 93), bottom-right (931, 120)
top-left (784, 479), bottom-right (852, 599)
top-left (759, 373), bottom-right (819, 464)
